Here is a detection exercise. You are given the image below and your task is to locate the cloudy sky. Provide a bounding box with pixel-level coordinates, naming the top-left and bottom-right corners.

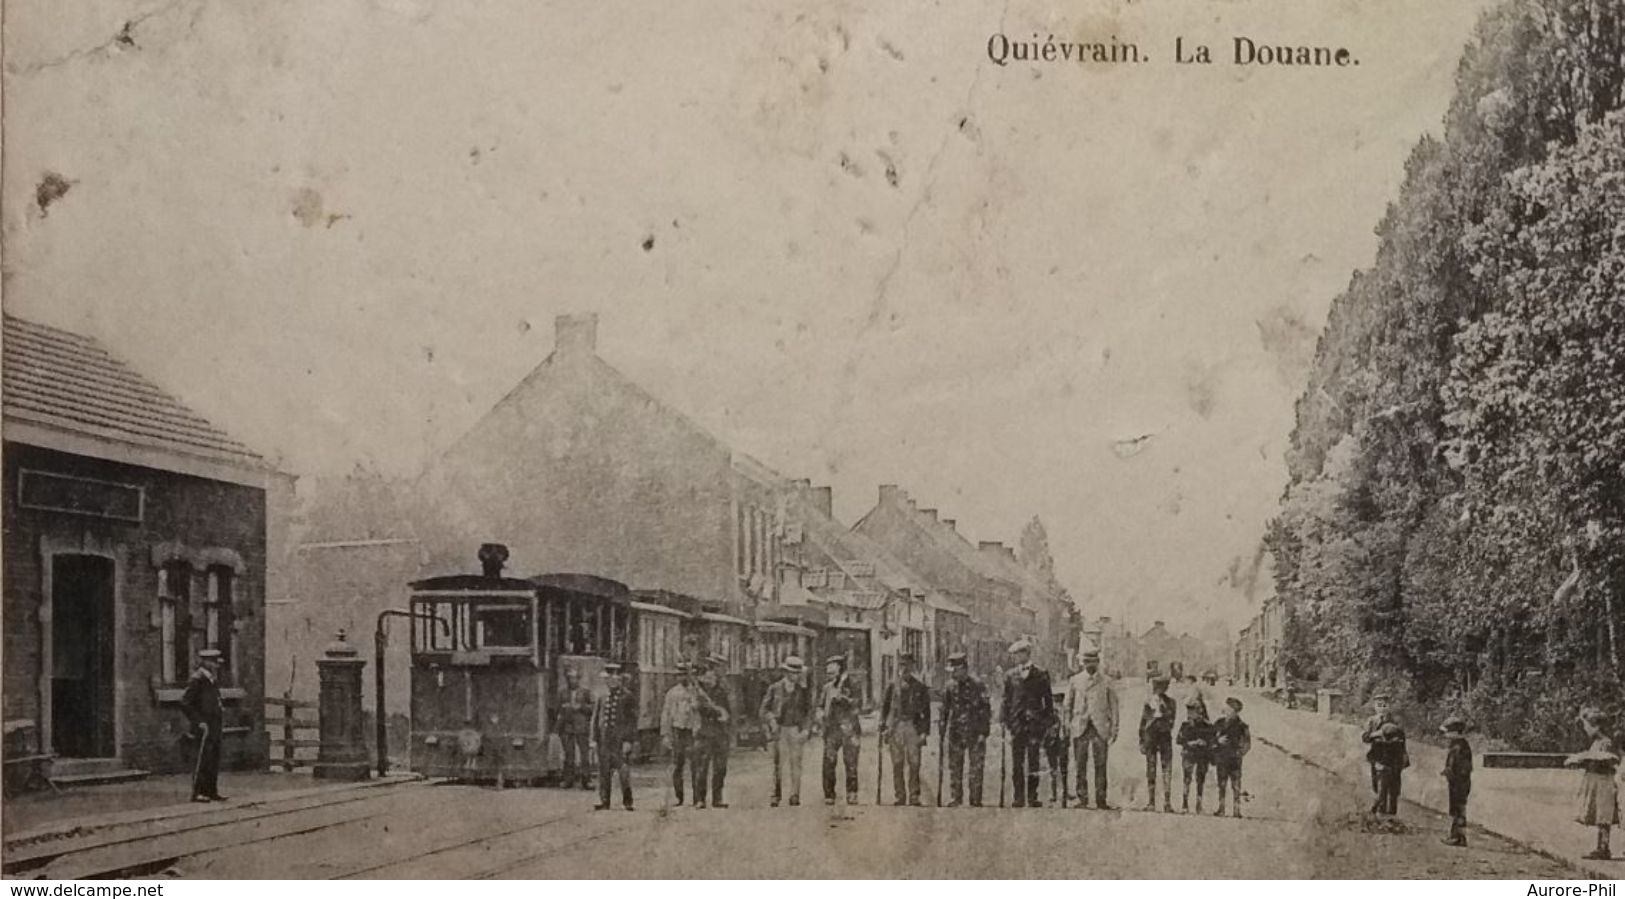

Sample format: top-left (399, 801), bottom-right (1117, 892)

top-left (3, 0), bottom-right (1492, 631)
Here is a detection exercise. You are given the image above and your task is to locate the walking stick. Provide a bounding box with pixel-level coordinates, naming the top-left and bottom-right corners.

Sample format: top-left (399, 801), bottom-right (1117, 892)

top-left (875, 727), bottom-right (883, 805)
top-left (191, 723), bottom-right (210, 796)
top-left (998, 723), bottom-right (1007, 808)
top-left (936, 725), bottom-right (945, 806)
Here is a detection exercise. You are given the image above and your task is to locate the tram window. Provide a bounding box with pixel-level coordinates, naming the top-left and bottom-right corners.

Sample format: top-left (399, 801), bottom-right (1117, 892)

top-left (473, 602), bottom-right (531, 650)
top-left (412, 600), bottom-right (463, 652)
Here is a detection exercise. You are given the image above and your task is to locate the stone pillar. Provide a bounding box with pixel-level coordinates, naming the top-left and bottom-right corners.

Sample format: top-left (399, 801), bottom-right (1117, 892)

top-left (315, 630), bottom-right (370, 780)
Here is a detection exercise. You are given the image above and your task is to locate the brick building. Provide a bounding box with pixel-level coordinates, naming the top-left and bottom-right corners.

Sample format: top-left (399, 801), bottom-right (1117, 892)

top-left (2, 315), bottom-right (290, 777)
top-left (412, 314), bottom-right (786, 619)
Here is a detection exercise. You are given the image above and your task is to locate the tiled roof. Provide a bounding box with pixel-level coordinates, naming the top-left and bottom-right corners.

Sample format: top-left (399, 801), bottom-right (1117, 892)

top-left (3, 314), bottom-right (266, 468)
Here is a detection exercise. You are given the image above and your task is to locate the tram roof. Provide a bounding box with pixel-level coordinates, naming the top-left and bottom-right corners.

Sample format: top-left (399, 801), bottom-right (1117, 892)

top-left (408, 573), bottom-right (537, 592)
top-left (530, 572), bottom-right (632, 600)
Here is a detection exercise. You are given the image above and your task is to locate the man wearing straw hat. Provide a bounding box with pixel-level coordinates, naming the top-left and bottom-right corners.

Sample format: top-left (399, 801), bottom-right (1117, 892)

top-left (1064, 647), bottom-right (1119, 810)
top-left (180, 648), bottom-right (227, 802)
top-left (759, 655), bottom-right (812, 807)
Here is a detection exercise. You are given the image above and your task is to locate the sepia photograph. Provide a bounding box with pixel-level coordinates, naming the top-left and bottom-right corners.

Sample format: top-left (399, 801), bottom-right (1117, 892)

top-left (1, 0), bottom-right (1622, 883)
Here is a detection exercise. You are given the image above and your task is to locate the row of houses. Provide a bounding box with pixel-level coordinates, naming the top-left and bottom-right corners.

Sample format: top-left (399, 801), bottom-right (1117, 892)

top-left (1080, 616), bottom-right (1232, 681)
top-left (0, 309), bottom-right (1081, 784)
top-left (281, 314), bottom-right (1080, 711)
top-left (1234, 597), bottom-right (1283, 688)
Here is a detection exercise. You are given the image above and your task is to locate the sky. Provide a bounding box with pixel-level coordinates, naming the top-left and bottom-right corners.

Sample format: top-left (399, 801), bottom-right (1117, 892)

top-left (3, 0), bottom-right (1494, 633)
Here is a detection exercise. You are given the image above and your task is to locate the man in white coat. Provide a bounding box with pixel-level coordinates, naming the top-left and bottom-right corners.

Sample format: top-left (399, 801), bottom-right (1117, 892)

top-left (1063, 648), bottom-right (1120, 809)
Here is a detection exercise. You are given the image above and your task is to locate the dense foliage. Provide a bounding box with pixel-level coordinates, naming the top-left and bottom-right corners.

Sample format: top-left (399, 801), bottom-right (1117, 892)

top-left (1267, 0), bottom-right (1624, 749)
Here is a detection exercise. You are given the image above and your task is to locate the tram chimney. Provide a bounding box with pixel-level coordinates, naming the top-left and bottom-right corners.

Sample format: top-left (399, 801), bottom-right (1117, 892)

top-left (478, 543), bottom-right (510, 578)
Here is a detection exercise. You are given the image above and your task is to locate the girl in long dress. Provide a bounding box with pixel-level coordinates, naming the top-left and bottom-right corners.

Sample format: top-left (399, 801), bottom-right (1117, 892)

top-left (1567, 706), bottom-right (1620, 860)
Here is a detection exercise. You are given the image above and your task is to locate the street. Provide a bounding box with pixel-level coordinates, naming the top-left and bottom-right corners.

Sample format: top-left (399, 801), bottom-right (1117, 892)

top-left (9, 699), bottom-right (1584, 879)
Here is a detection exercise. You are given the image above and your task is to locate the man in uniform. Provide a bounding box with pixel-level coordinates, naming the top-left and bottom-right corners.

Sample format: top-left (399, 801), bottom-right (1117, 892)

top-left (660, 661), bottom-right (700, 806)
top-left (1063, 648), bottom-right (1119, 809)
top-left (692, 654), bottom-right (733, 809)
top-left (180, 648), bottom-right (226, 802)
top-left (559, 664), bottom-right (595, 790)
top-left (590, 662), bottom-right (636, 811)
top-left (1002, 639), bottom-right (1055, 808)
top-left (940, 651), bottom-right (990, 807)
top-left (760, 655), bottom-right (812, 806)
top-left (819, 655), bottom-right (862, 805)
top-left (881, 651), bottom-right (931, 806)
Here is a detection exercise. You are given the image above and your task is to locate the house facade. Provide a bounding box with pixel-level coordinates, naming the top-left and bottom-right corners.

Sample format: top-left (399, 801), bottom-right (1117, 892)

top-left (2, 315), bottom-right (289, 776)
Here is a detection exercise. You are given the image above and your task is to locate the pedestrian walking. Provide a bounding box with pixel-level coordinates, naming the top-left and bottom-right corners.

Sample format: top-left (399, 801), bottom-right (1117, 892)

top-left (1212, 696), bottom-right (1251, 818)
top-left (760, 656), bottom-right (812, 807)
top-left (693, 655), bottom-right (733, 809)
top-left (819, 655), bottom-right (862, 805)
top-left (1002, 640), bottom-right (1054, 808)
top-left (660, 661), bottom-right (701, 806)
top-left (1361, 692), bottom-right (1399, 809)
top-left (1567, 706), bottom-right (1620, 860)
top-left (881, 652), bottom-right (931, 806)
top-left (1139, 675), bottom-right (1176, 812)
top-left (941, 652), bottom-right (990, 807)
top-left (590, 662), bottom-right (636, 811)
top-left (559, 664), bottom-right (595, 791)
top-left (1439, 715), bottom-right (1472, 847)
top-left (1063, 648), bottom-right (1118, 810)
top-left (180, 649), bottom-right (227, 802)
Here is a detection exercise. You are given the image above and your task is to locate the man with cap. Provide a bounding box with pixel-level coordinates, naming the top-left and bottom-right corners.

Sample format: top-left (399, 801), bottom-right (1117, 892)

top-left (660, 661), bottom-right (701, 806)
top-left (1361, 692), bottom-right (1399, 811)
top-left (692, 654), bottom-right (734, 809)
top-left (1440, 715), bottom-right (1472, 846)
top-left (180, 648), bottom-right (227, 802)
top-left (559, 664), bottom-right (595, 790)
top-left (1002, 639), bottom-right (1055, 808)
top-left (1139, 674), bottom-right (1177, 812)
top-left (881, 651), bottom-right (932, 806)
top-left (590, 662), bottom-right (637, 811)
top-left (940, 651), bottom-right (991, 806)
top-left (1063, 647), bottom-right (1120, 809)
top-left (818, 654), bottom-right (862, 805)
top-left (760, 655), bottom-right (813, 806)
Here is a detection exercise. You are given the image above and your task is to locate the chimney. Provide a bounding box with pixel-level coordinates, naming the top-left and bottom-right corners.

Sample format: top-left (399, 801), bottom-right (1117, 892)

top-left (555, 313), bottom-right (598, 356)
top-left (978, 541), bottom-right (1002, 552)
top-left (878, 484), bottom-right (901, 505)
top-left (921, 508), bottom-right (938, 522)
top-left (943, 519), bottom-right (956, 532)
top-left (1154, 620), bottom-right (1166, 628)
top-left (811, 486), bottom-right (832, 518)
top-left (478, 543), bottom-right (509, 579)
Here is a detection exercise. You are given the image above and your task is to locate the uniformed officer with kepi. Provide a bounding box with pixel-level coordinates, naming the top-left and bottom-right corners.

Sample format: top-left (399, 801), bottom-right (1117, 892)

top-left (940, 651), bottom-right (991, 807)
top-left (181, 648), bottom-right (226, 802)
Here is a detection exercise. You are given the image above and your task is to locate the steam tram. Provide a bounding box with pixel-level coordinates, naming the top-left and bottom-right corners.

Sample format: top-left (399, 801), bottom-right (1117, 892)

top-left (406, 546), bottom-right (797, 780)
top-left (407, 552), bottom-right (632, 781)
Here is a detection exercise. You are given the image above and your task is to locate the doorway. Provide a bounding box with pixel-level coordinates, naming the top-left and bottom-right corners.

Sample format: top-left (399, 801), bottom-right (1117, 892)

top-left (51, 554), bottom-right (117, 758)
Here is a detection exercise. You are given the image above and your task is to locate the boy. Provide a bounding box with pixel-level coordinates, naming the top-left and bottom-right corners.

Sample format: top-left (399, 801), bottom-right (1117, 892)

top-left (1213, 696), bottom-right (1251, 818)
top-left (1139, 675), bottom-right (1176, 812)
top-left (1177, 696), bottom-right (1216, 813)
top-left (1371, 721), bottom-right (1409, 816)
top-left (1361, 692), bottom-right (1398, 809)
top-left (1440, 716), bottom-right (1471, 847)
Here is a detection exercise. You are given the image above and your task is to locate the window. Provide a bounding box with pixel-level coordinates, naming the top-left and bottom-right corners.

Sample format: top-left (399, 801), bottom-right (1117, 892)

top-left (473, 602), bottom-right (532, 650)
top-left (159, 562), bottom-right (192, 683)
top-left (204, 566), bottom-right (234, 675)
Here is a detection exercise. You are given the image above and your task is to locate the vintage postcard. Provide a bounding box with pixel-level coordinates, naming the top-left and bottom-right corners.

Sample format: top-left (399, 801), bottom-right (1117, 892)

top-left (2, 0), bottom-right (1622, 881)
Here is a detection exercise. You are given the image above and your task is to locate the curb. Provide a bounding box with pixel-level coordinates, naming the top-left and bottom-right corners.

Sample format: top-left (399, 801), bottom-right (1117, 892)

top-left (1257, 734), bottom-right (1611, 880)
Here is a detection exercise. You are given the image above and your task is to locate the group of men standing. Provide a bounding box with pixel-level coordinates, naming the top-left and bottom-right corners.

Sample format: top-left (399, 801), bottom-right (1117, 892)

top-left (579, 637), bottom-right (1249, 816)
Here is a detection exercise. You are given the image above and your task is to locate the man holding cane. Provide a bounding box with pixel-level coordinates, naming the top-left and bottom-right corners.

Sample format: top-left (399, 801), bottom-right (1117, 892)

top-left (180, 648), bottom-right (226, 803)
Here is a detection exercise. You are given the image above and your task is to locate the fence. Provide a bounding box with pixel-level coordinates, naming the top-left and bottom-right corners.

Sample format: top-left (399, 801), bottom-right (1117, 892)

top-left (265, 694), bottom-right (320, 771)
